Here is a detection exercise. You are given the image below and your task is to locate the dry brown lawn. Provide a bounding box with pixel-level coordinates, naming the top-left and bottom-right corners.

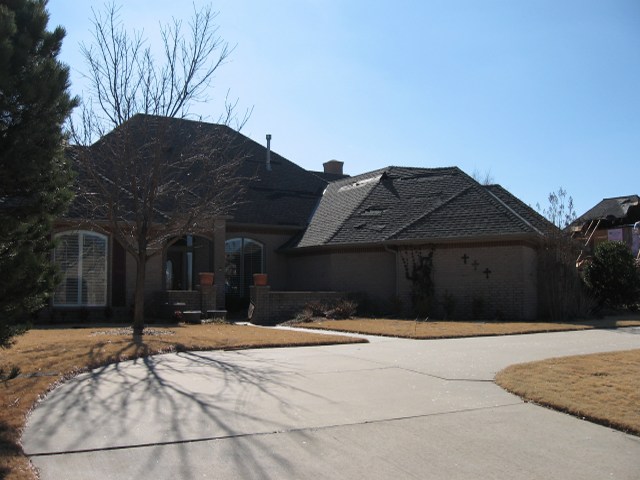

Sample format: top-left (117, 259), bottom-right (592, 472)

top-left (496, 349), bottom-right (640, 436)
top-left (0, 323), bottom-right (365, 480)
top-left (294, 317), bottom-right (640, 338)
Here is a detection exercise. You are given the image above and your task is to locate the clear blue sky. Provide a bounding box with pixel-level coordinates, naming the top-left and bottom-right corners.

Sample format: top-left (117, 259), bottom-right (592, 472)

top-left (48, 0), bottom-right (640, 218)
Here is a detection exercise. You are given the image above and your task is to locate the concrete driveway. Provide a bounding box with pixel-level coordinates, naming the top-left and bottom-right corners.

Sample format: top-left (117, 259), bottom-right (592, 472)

top-left (23, 328), bottom-right (640, 479)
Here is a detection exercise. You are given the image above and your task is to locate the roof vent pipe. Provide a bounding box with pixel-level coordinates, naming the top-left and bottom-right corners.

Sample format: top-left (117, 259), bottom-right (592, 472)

top-left (266, 134), bottom-right (272, 171)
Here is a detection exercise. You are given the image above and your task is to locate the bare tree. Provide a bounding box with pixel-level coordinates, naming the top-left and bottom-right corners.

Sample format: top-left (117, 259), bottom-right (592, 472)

top-left (537, 187), bottom-right (576, 229)
top-left (471, 168), bottom-right (495, 185)
top-left (536, 187), bottom-right (592, 319)
top-left (71, 3), bottom-right (250, 334)
top-left (78, 2), bottom-right (242, 134)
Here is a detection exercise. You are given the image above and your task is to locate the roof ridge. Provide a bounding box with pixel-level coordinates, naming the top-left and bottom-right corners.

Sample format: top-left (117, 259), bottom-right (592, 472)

top-left (129, 113), bottom-right (228, 128)
top-left (482, 185), bottom-right (544, 235)
top-left (386, 165), bottom-right (459, 171)
top-left (486, 184), bottom-right (553, 231)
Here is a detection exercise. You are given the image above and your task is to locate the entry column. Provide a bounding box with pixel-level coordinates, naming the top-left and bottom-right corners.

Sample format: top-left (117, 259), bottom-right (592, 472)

top-left (213, 217), bottom-right (227, 309)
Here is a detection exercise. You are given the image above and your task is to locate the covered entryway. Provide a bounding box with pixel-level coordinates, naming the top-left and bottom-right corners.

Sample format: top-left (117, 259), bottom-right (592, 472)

top-left (225, 237), bottom-right (264, 310)
top-left (165, 235), bottom-right (214, 291)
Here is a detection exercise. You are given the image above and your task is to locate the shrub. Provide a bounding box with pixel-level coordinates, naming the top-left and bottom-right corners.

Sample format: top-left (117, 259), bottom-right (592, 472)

top-left (294, 298), bottom-right (358, 322)
top-left (326, 300), bottom-right (357, 319)
top-left (305, 301), bottom-right (328, 317)
top-left (293, 309), bottom-right (314, 323)
top-left (583, 241), bottom-right (640, 308)
top-left (0, 365), bottom-right (21, 381)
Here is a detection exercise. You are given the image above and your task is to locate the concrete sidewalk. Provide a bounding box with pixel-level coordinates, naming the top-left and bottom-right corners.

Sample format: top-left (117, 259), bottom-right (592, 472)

top-left (23, 328), bottom-right (640, 479)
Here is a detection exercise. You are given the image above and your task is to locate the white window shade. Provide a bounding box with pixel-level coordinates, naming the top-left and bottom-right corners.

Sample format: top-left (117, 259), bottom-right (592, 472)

top-left (53, 231), bottom-right (107, 307)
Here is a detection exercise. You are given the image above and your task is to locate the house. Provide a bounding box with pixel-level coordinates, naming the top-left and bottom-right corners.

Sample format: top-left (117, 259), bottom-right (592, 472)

top-left (51, 114), bottom-right (554, 322)
top-left (570, 195), bottom-right (640, 261)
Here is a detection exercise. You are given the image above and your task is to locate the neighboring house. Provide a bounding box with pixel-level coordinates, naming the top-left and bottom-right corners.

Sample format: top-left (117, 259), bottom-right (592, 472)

top-left (570, 195), bottom-right (640, 260)
top-left (51, 115), bottom-right (554, 321)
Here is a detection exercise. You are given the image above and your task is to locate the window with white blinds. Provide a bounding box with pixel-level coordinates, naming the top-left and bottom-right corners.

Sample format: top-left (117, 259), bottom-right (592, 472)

top-left (53, 231), bottom-right (108, 306)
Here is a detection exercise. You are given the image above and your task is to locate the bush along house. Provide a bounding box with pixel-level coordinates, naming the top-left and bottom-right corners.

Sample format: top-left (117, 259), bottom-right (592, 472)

top-left (50, 114), bottom-right (555, 324)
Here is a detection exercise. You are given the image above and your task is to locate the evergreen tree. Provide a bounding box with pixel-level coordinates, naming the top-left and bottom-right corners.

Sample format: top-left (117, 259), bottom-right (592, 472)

top-left (0, 0), bottom-right (76, 346)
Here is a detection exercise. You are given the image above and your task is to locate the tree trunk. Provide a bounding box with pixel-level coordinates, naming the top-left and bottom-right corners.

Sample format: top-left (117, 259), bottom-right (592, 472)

top-left (132, 253), bottom-right (146, 335)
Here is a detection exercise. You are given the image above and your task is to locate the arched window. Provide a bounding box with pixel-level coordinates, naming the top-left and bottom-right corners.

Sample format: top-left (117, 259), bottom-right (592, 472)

top-left (53, 231), bottom-right (108, 306)
top-left (165, 235), bottom-right (213, 290)
top-left (225, 238), bottom-right (264, 297)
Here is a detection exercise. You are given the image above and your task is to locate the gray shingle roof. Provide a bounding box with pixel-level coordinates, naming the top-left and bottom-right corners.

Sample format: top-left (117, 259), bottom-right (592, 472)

top-left (484, 184), bottom-right (555, 234)
top-left (296, 166), bottom-right (551, 248)
top-left (67, 114), bottom-right (327, 227)
top-left (309, 170), bottom-right (350, 182)
top-left (298, 168), bottom-right (388, 247)
top-left (225, 132), bottom-right (327, 226)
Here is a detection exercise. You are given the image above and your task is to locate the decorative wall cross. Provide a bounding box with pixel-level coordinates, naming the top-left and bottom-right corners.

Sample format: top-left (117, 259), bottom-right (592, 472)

top-left (471, 260), bottom-right (479, 271)
top-left (461, 254), bottom-right (469, 264)
top-left (483, 268), bottom-right (492, 279)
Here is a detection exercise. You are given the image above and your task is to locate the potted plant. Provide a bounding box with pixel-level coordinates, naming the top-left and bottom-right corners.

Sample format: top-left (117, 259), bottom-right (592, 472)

top-left (253, 273), bottom-right (268, 286)
top-left (198, 272), bottom-right (215, 286)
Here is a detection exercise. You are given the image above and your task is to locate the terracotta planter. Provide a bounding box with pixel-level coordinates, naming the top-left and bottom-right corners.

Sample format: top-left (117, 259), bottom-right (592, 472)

top-left (199, 272), bottom-right (215, 286)
top-left (253, 273), bottom-right (268, 286)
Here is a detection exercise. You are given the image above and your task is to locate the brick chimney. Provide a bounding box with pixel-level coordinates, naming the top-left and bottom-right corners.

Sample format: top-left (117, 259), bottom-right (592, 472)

top-left (323, 159), bottom-right (344, 175)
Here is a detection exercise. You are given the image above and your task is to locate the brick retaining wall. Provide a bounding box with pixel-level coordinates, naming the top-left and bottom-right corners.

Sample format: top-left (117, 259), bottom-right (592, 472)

top-left (160, 286), bottom-right (217, 318)
top-left (249, 286), bottom-right (345, 325)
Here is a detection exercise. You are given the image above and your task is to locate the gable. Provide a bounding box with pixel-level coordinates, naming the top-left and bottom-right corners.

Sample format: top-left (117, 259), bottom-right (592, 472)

top-left (394, 184), bottom-right (535, 240)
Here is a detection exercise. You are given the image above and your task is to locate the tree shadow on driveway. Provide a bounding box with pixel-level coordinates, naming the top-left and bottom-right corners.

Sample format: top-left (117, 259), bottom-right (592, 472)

top-left (23, 348), bottom-right (328, 479)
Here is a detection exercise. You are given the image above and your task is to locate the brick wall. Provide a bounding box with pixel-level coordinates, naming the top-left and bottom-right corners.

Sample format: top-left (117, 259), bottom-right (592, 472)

top-left (249, 286), bottom-right (345, 325)
top-left (286, 242), bottom-right (539, 320)
top-left (397, 244), bottom-right (538, 320)
top-left (287, 248), bottom-right (395, 298)
top-left (159, 286), bottom-right (218, 318)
